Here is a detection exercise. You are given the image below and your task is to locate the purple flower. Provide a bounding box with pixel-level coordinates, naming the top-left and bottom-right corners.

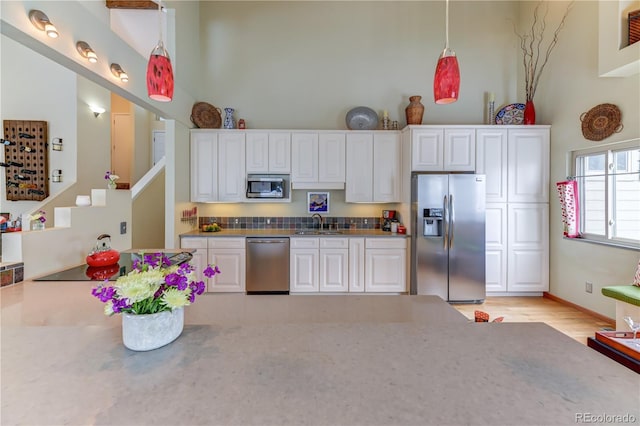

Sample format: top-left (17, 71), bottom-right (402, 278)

top-left (204, 265), bottom-right (220, 278)
top-left (165, 272), bottom-right (188, 290)
top-left (91, 284), bottom-right (116, 303)
top-left (111, 298), bottom-right (130, 313)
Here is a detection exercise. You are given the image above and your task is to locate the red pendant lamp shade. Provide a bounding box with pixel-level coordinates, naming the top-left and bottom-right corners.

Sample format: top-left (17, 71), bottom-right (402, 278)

top-left (433, 49), bottom-right (460, 104)
top-left (146, 41), bottom-right (174, 102)
top-left (433, 0), bottom-right (460, 104)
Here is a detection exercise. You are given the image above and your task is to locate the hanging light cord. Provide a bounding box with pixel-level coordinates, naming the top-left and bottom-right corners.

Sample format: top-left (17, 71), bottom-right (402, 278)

top-left (158, 0), bottom-right (163, 44)
top-left (444, 0), bottom-right (450, 49)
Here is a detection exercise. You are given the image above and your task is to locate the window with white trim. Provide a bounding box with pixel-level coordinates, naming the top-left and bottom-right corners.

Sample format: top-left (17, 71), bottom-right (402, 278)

top-left (571, 139), bottom-right (640, 247)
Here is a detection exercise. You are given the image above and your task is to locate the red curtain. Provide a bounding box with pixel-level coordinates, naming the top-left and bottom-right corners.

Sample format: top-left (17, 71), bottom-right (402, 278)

top-left (556, 180), bottom-right (580, 238)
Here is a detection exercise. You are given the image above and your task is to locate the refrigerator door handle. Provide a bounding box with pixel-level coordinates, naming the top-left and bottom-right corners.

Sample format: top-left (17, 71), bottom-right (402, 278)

top-left (449, 194), bottom-right (454, 249)
top-left (443, 195), bottom-right (449, 250)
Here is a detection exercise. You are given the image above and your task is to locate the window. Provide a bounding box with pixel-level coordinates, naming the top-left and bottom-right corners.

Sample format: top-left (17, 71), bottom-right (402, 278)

top-left (571, 139), bottom-right (640, 247)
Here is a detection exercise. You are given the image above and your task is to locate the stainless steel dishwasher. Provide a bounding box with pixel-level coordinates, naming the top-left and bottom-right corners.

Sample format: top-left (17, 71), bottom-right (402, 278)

top-left (246, 237), bottom-right (290, 294)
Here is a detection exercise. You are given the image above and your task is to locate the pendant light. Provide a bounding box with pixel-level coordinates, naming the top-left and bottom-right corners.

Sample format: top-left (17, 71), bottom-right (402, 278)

top-left (433, 0), bottom-right (460, 104)
top-left (146, 0), bottom-right (174, 102)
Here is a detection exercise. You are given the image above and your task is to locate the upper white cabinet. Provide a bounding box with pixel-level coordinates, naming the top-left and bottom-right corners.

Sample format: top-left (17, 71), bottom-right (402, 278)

top-left (410, 126), bottom-right (475, 171)
top-left (190, 130), bottom-right (245, 202)
top-left (246, 132), bottom-right (291, 173)
top-left (507, 128), bottom-right (550, 203)
top-left (345, 131), bottom-right (401, 203)
top-left (476, 127), bottom-right (549, 203)
top-left (291, 131), bottom-right (345, 188)
top-left (476, 128), bottom-right (508, 203)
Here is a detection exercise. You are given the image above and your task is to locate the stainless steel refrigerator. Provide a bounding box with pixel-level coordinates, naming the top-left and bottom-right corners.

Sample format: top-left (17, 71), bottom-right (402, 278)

top-left (410, 173), bottom-right (486, 303)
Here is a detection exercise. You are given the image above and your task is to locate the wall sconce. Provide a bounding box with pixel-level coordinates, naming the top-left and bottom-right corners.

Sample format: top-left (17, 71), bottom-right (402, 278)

top-left (90, 106), bottom-right (105, 117)
top-left (52, 137), bottom-right (63, 151)
top-left (76, 41), bottom-right (98, 63)
top-left (52, 169), bottom-right (63, 183)
top-left (110, 63), bottom-right (129, 83)
top-left (29, 10), bottom-right (59, 38)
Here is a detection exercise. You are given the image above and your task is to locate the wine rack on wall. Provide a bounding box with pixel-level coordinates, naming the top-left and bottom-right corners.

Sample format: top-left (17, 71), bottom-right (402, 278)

top-left (2, 120), bottom-right (49, 201)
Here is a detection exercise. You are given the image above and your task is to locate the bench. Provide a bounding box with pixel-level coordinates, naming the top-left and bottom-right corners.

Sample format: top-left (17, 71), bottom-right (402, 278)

top-left (602, 285), bottom-right (640, 330)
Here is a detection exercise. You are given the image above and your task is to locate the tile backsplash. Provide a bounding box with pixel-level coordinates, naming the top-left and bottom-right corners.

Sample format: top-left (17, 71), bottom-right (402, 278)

top-left (199, 216), bottom-right (382, 230)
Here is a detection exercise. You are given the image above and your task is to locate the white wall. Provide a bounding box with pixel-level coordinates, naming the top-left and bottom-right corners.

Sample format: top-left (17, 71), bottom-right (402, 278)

top-left (199, 1), bottom-right (519, 129)
top-left (0, 35), bottom-right (77, 220)
top-left (536, 1), bottom-right (640, 319)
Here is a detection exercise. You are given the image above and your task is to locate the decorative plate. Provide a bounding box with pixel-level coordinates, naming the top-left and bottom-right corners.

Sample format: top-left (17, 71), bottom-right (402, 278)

top-left (191, 102), bottom-right (221, 129)
top-left (495, 103), bottom-right (525, 125)
top-left (580, 103), bottom-right (623, 141)
top-left (346, 106), bottom-right (379, 130)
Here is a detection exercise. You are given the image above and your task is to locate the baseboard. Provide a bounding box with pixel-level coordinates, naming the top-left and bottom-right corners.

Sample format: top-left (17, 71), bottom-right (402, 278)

top-left (543, 292), bottom-right (614, 324)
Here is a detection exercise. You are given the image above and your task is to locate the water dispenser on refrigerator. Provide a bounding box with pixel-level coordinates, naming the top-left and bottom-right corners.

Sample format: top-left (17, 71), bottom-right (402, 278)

top-left (423, 208), bottom-right (443, 237)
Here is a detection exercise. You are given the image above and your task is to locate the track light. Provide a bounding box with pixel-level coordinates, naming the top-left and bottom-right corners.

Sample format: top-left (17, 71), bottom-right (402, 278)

top-left (110, 63), bottom-right (129, 82)
top-left (29, 10), bottom-right (59, 38)
top-left (76, 41), bottom-right (98, 63)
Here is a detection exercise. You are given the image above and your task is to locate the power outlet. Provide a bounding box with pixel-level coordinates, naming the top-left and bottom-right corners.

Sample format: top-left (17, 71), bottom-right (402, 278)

top-left (266, 218), bottom-right (271, 225)
top-left (120, 221), bottom-right (127, 235)
top-left (585, 281), bottom-right (593, 293)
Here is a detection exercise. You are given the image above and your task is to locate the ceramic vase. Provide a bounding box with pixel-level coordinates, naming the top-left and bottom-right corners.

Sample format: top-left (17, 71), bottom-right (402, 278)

top-left (122, 307), bottom-right (184, 351)
top-left (223, 108), bottom-right (235, 129)
top-left (405, 96), bottom-right (425, 125)
top-left (524, 100), bottom-right (536, 125)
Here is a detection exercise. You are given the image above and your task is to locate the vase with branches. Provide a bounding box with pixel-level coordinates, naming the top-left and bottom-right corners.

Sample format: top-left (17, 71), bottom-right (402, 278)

top-left (515, 1), bottom-right (573, 124)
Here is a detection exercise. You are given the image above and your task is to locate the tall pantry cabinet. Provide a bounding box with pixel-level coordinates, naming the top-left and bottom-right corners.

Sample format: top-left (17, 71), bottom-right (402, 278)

top-left (476, 126), bottom-right (550, 294)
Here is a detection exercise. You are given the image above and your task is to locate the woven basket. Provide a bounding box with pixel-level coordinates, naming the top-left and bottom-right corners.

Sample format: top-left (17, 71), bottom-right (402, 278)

top-left (580, 103), bottom-right (623, 141)
top-left (191, 102), bottom-right (221, 129)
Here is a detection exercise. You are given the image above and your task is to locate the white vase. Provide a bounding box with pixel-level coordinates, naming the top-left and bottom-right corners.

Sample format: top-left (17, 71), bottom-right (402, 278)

top-left (121, 307), bottom-right (184, 351)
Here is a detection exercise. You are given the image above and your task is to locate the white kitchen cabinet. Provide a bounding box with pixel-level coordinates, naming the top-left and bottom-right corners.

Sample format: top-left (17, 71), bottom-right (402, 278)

top-left (477, 126), bottom-right (550, 294)
top-left (507, 203), bottom-right (549, 292)
top-left (345, 132), bottom-right (401, 203)
top-left (348, 238), bottom-right (365, 292)
top-left (410, 126), bottom-right (475, 171)
top-left (476, 128), bottom-right (508, 203)
top-left (179, 237), bottom-right (208, 284)
top-left (364, 238), bottom-right (407, 293)
top-left (246, 132), bottom-right (291, 173)
top-left (190, 130), bottom-right (245, 202)
top-left (484, 204), bottom-right (507, 292)
top-left (507, 128), bottom-right (550, 203)
top-left (179, 237), bottom-right (246, 293)
top-left (291, 131), bottom-right (345, 188)
top-left (190, 131), bottom-right (218, 202)
top-left (319, 238), bottom-right (349, 292)
top-left (207, 238), bottom-right (246, 292)
top-left (290, 237), bottom-right (320, 292)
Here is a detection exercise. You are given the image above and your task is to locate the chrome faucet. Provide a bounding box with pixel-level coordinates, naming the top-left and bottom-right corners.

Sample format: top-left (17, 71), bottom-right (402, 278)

top-left (311, 213), bottom-right (324, 230)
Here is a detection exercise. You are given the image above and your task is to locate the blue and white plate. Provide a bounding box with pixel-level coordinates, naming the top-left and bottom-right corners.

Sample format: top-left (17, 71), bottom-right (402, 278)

top-left (495, 103), bottom-right (525, 125)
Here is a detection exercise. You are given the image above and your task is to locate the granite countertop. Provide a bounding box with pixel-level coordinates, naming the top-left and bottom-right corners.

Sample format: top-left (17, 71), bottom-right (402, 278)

top-left (180, 229), bottom-right (410, 238)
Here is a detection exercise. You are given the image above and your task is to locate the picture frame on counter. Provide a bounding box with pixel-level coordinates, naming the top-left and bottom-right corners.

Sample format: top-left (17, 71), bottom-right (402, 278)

top-left (307, 191), bottom-right (329, 214)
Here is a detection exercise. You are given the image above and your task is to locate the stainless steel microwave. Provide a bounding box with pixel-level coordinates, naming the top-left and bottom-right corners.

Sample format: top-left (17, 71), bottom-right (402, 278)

top-left (246, 174), bottom-right (289, 199)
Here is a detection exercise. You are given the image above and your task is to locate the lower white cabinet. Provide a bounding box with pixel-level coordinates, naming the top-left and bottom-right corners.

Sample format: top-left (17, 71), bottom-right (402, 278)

top-left (364, 238), bottom-right (407, 293)
top-left (507, 203), bottom-right (549, 292)
top-left (179, 237), bottom-right (208, 283)
top-left (290, 238), bottom-right (320, 292)
top-left (290, 238), bottom-right (349, 293)
top-left (208, 238), bottom-right (246, 292)
top-left (180, 237), bottom-right (246, 293)
top-left (290, 237), bottom-right (408, 293)
top-left (485, 204), bottom-right (507, 292)
top-left (348, 238), bottom-right (365, 292)
top-left (319, 238), bottom-right (349, 292)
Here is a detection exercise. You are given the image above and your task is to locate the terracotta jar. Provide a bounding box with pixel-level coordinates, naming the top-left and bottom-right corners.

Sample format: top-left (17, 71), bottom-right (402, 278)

top-left (405, 96), bottom-right (425, 125)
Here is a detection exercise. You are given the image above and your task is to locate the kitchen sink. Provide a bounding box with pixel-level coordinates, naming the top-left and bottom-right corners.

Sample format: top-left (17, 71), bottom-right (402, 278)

top-left (295, 230), bottom-right (320, 235)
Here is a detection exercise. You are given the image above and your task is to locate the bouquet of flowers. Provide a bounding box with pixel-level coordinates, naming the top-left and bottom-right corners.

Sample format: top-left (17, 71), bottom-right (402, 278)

top-left (104, 171), bottom-right (119, 184)
top-left (30, 210), bottom-right (46, 223)
top-left (91, 252), bottom-right (219, 316)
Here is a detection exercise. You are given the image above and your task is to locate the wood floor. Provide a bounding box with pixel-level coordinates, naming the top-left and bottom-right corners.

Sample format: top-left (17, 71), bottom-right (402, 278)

top-left (451, 296), bottom-right (615, 345)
